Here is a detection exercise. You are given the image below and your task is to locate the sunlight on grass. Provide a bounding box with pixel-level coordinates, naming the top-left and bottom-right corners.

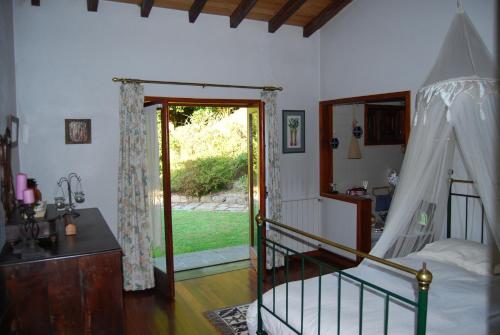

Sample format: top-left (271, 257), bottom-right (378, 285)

top-left (152, 210), bottom-right (249, 257)
top-left (173, 210), bottom-right (249, 255)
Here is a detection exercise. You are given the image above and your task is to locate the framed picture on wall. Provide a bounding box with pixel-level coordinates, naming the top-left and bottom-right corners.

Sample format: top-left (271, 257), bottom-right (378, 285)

top-left (65, 119), bottom-right (91, 144)
top-left (282, 110), bottom-right (305, 153)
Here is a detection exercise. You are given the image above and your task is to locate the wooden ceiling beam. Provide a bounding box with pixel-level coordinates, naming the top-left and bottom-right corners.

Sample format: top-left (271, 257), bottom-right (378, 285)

top-left (230, 0), bottom-right (257, 29)
top-left (303, 0), bottom-right (352, 37)
top-left (268, 0), bottom-right (306, 33)
top-left (141, 0), bottom-right (154, 18)
top-left (87, 0), bottom-right (98, 12)
top-left (189, 0), bottom-right (208, 23)
top-left (32, 0), bottom-right (40, 6)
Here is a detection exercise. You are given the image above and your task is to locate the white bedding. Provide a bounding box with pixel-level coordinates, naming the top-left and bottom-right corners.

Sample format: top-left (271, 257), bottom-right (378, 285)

top-left (247, 254), bottom-right (500, 334)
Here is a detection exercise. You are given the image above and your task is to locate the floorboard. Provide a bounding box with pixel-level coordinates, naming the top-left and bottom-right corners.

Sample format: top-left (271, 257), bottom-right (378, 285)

top-left (124, 268), bottom-right (257, 335)
top-left (123, 250), bottom-right (346, 334)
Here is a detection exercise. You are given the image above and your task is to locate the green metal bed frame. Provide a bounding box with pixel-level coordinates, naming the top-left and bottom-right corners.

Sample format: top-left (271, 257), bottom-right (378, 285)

top-left (255, 177), bottom-right (484, 334)
top-left (447, 178), bottom-right (485, 243)
top-left (255, 215), bottom-right (433, 335)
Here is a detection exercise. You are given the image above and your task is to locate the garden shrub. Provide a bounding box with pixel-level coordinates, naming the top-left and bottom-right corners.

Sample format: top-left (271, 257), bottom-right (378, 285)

top-left (171, 154), bottom-right (248, 197)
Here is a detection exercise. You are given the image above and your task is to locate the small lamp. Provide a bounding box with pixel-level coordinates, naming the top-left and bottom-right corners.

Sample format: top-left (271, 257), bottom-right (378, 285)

top-left (348, 137), bottom-right (362, 159)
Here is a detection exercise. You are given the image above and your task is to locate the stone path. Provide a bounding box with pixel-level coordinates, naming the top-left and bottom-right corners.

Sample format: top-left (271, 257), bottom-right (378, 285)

top-left (154, 245), bottom-right (249, 273)
top-left (172, 202), bottom-right (248, 212)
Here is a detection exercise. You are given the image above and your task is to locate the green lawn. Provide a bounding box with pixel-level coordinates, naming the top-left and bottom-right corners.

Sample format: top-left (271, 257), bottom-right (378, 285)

top-left (153, 210), bottom-right (249, 256)
top-left (173, 210), bottom-right (249, 255)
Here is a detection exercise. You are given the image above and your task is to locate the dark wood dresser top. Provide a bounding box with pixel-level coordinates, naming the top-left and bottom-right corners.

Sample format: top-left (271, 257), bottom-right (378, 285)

top-left (0, 207), bottom-right (121, 266)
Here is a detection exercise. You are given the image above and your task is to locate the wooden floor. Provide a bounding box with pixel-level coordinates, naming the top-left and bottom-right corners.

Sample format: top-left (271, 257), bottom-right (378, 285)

top-left (123, 251), bottom-right (346, 334)
top-left (124, 268), bottom-right (257, 335)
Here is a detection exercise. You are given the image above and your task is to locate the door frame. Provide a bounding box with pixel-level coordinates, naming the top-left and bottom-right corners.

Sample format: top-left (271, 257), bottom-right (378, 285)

top-left (144, 96), bottom-right (266, 300)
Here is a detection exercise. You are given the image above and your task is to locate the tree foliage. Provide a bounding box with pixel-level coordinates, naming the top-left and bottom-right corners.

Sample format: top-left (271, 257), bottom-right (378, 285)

top-left (168, 107), bottom-right (248, 197)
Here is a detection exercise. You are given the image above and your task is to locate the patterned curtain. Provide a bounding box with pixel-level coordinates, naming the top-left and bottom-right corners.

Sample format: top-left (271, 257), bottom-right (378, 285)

top-left (117, 83), bottom-right (155, 291)
top-left (261, 91), bottom-right (285, 269)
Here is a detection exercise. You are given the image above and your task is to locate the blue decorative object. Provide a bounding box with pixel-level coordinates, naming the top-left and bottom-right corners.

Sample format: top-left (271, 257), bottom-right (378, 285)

top-left (353, 126), bottom-right (363, 139)
top-left (330, 137), bottom-right (339, 149)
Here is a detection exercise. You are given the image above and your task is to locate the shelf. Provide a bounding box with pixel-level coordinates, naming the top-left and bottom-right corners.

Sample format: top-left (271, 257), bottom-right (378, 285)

top-left (320, 192), bottom-right (372, 205)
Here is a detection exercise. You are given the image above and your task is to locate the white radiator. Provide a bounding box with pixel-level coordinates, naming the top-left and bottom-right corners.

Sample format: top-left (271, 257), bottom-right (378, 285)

top-left (279, 197), bottom-right (322, 254)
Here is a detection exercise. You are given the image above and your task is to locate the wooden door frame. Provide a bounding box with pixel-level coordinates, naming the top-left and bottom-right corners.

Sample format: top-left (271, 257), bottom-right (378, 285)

top-left (144, 96), bottom-right (266, 300)
top-left (318, 91), bottom-right (410, 263)
top-left (248, 101), bottom-right (267, 270)
top-left (319, 90), bottom-right (410, 195)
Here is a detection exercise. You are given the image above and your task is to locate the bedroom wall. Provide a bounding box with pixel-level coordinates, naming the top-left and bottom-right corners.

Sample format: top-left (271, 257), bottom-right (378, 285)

top-left (12, 0), bottom-right (320, 235)
top-left (320, 0), bottom-right (497, 101)
top-left (319, 0), bottom-right (497, 248)
top-left (0, 0), bottom-right (20, 248)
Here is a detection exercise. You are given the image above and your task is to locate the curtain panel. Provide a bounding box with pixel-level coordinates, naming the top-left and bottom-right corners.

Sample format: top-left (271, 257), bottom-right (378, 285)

top-left (117, 83), bottom-right (155, 291)
top-left (261, 91), bottom-right (285, 268)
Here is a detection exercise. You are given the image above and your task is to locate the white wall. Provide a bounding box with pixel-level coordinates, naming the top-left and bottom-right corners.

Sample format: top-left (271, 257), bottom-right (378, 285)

top-left (321, 197), bottom-right (356, 260)
top-left (319, 0), bottom-right (497, 250)
top-left (332, 104), bottom-right (404, 193)
top-left (320, 0), bottom-right (497, 102)
top-left (0, 0), bottom-right (19, 247)
top-left (13, 0), bottom-right (320, 235)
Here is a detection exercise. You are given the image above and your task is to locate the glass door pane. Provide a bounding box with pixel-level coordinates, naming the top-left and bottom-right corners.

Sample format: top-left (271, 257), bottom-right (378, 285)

top-left (169, 105), bottom-right (250, 274)
top-left (146, 103), bottom-right (174, 299)
top-left (148, 106), bottom-right (165, 270)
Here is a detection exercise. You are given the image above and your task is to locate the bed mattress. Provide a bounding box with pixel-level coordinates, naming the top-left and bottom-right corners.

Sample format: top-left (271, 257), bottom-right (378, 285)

top-left (247, 254), bottom-right (500, 334)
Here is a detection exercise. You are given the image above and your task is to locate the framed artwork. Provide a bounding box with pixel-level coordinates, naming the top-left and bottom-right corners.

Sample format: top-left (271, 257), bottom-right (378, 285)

top-left (65, 119), bottom-right (91, 144)
top-left (8, 115), bottom-right (19, 147)
top-left (282, 110), bottom-right (305, 153)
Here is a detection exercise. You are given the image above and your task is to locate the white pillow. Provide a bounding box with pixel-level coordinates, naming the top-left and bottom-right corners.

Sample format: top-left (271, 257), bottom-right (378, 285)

top-left (413, 238), bottom-right (499, 276)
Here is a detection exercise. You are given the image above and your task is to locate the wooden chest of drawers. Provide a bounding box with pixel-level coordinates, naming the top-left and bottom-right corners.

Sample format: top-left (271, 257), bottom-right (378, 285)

top-left (0, 208), bottom-right (124, 334)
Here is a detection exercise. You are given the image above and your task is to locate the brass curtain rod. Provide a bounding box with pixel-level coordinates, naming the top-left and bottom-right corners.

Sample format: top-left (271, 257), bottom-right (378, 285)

top-left (112, 77), bottom-right (283, 92)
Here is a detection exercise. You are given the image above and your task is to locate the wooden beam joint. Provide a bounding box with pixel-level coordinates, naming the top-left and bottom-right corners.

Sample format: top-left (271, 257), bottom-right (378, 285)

top-left (268, 0), bottom-right (306, 33)
top-left (303, 0), bottom-right (352, 38)
top-left (189, 0), bottom-right (208, 23)
top-left (87, 0), bottom-right (98, 12)
top-left (230, 0), bottom-right (257, 29)
top-left (141, 0), bottom-right (154, 18)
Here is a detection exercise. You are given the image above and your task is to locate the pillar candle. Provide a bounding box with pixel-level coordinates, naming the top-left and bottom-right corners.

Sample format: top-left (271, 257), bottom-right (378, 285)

top-left (16, 173), bottom-right (28, 201)
top-left (23, 189), bottom-right (35, 204)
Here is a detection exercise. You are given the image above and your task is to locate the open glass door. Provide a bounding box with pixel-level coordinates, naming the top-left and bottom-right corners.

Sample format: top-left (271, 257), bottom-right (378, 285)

top-left (248, 104), bottom-right (266, 269)
top-left (146, 97), bottom-right (264, 298)
top-left (146, 102), bottom-right (174, 300)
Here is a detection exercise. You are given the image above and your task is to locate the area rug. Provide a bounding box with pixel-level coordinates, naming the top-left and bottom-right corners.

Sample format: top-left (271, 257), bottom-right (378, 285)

top-left (204, 303), bottom-right (250, 335)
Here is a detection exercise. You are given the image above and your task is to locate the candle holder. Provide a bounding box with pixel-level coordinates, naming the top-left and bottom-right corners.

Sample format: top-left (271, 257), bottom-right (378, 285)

top-left (11, 203), bottom-right (45, 259)
top-left (19, 204), bottom-right (39, 240)
top-left (55, 173), bottom-right (85, 217)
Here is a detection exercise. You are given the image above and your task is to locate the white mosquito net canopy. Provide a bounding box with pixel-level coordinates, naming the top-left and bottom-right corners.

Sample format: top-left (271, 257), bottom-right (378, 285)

top-left (371, 7), bottom-right (499, 259)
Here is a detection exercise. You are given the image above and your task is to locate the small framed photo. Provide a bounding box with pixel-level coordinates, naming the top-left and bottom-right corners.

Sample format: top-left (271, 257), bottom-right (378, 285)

top-left (65, 119), bottom-right (91, 144)
top-left (282, 110), bottom-right (305, 153)
top-left (8, 115), bottom-right (19, 147)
